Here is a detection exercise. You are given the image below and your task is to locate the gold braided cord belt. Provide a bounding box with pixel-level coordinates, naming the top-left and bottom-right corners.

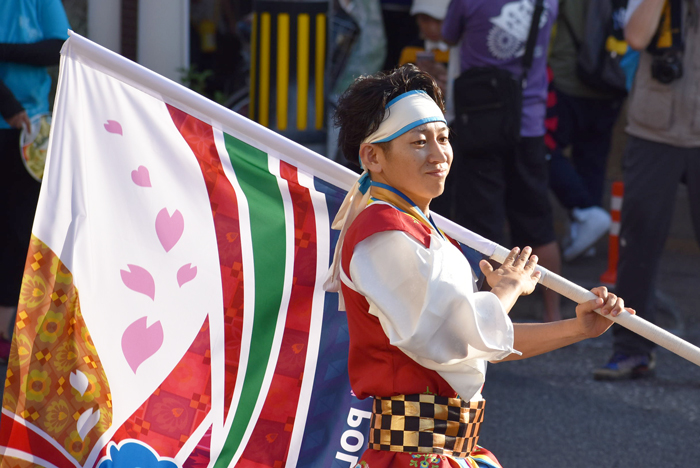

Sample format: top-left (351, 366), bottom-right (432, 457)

top-left (368, 394), bottom-right (485, 458)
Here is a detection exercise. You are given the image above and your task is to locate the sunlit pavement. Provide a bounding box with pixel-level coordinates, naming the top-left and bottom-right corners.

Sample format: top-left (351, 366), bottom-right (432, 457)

top-left (485, 183), bottom-right (700, 467)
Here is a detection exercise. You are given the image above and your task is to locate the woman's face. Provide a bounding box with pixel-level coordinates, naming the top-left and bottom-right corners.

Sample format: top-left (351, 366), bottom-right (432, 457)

top-left (361, 121), bottom-right (452, 212)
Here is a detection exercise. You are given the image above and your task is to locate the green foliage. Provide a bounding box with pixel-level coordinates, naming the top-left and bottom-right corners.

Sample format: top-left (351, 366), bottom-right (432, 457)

top-left (179, 65), bottom-right (230, 106)
top-left (179, 65), bottom-right (213, 96)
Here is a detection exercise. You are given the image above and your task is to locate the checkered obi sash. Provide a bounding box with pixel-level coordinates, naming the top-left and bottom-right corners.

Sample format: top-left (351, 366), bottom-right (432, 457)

top-left (368, 394), bottom-right (485, 458)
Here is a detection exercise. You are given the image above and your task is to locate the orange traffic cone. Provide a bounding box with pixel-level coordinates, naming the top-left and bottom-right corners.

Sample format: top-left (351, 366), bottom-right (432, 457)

top-left (600, 182), bottom-right (623, 286)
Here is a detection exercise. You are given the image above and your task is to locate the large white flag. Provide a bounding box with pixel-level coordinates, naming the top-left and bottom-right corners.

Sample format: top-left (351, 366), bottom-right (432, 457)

top-left (0, 33), bottom-right (494, 468)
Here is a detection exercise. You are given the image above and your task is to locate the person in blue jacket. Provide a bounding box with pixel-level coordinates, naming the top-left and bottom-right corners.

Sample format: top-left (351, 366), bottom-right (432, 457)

top-left (0, 0), bottom-right (70, 361)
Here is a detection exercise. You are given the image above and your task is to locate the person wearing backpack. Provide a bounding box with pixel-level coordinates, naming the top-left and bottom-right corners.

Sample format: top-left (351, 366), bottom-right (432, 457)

top-left (441, 0), bottom-right (563, 322)
top-left (547, 0), bottom-right (629, 262)
top-left (594, 0), bottom-right (700, 380)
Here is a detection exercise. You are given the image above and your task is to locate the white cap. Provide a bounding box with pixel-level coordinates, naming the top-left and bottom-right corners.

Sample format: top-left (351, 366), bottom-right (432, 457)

top-left (410, 0), bottom-right (451, 20)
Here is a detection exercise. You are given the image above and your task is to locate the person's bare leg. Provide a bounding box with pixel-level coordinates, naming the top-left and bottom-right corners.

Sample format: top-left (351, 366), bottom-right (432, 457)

top-left (533, 241), bottom-right (562, 322)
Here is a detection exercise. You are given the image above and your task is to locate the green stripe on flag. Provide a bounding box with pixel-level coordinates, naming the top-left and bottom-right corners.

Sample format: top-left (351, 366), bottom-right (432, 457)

top-left (217, 133), bottom-right (287, 466)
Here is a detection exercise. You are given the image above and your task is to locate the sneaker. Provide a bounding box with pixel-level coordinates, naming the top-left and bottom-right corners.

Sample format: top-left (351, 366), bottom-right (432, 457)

top-left (562, 206), bottom-right (611, 262)
top-left (593, 352), bottom-right (656, 381)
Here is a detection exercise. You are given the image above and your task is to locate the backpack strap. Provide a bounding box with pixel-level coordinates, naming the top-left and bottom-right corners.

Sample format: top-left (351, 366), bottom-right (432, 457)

top-left (648, 0), bottom-right (685, 54)
top-left (521, 0), bottom-right (546, 86)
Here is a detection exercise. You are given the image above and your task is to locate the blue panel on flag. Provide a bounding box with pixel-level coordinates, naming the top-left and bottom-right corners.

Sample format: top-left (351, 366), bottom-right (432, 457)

top-left (460, 242), bottom-right (488, 290)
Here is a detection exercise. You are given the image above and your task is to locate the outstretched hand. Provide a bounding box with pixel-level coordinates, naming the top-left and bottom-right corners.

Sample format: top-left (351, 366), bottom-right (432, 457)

top-left (576, 286), bottom-right (636, 338)
top-left (479, 246), bottom-right (541, 297)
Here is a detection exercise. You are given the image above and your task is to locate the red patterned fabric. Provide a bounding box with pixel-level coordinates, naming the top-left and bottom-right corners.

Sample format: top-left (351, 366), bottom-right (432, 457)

top-left (183, 426), bottom-right (212, 468)
top-left (355, 448), bottom-right (503, 468)
top-left (168, 105), bottom-right (244, 422)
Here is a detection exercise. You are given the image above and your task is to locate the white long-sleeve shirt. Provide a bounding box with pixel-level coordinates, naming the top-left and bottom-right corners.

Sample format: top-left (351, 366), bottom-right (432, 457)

top-left (344, 227), bottom-right (518, 401)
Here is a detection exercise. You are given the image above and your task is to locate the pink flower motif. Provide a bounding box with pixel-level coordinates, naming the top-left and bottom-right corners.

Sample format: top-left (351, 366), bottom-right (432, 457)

top-left (104, 120), bottom-right (123, 135)
top-left (120, 264), bottom-right (155, 300)
top-left (122, 317), bottom-right (164, 373)
top-left (177, 264), bottom-right (197, 287)
top-left (156, 208), bottom-right (184, 253)
top-left (131, 166), bottom-right (152, 187)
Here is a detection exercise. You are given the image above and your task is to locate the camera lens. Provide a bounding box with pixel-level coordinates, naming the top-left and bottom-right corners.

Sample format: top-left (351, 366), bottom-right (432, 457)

top-left (658, 67), bottom-right (676, 84)
top-left (651, 53), bottom-right (683, 84)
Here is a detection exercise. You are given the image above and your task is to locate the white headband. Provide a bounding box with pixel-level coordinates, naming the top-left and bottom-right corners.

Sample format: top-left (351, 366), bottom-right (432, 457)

top-left (362, 90), bottom-right (446, 144)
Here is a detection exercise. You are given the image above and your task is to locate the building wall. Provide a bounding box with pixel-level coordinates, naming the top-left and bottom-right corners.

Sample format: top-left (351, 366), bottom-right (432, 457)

top-left (87, 0), bottom-right (121, 53)
top-left (137, 0), bottom-right (189, 83)
top-left (87, 0), bottom-right (189, 83)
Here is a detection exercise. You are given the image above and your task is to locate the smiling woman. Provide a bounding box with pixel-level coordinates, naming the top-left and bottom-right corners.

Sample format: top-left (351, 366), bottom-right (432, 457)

top-left (325, 64), bottom-right (633, 468)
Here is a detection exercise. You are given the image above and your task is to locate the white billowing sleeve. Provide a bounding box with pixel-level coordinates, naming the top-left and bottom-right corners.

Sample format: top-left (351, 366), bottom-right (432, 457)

top-left (347, 230), bottom-right (517, 400)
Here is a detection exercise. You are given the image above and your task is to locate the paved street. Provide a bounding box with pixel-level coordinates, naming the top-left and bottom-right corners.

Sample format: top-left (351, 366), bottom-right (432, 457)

top-left (481, 184), bottom-right (700, 467)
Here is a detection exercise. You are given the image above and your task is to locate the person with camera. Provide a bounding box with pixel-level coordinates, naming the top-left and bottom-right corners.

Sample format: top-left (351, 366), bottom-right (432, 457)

top-left (594, 0), bottom-right (700, 380)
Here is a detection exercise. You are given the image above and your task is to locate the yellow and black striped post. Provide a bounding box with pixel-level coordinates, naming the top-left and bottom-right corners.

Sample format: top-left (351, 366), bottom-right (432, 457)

top-left (250, 0), bottom-right (328, 145)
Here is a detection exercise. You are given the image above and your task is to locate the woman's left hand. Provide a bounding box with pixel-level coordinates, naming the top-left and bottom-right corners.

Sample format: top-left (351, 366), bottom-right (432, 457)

top-left (576, 286), bottom-right (636, 338)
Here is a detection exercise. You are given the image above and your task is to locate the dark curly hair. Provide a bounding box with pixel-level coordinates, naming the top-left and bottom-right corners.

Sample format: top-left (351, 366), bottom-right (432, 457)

top-left (334, 64), bottom-right (446, 166)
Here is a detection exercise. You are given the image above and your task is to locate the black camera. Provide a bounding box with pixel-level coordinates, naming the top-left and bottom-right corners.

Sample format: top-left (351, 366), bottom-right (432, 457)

top-left (651, 52), bottom-right (684, 84)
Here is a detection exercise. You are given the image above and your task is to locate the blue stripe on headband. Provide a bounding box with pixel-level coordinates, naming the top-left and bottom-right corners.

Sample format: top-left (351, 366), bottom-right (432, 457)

top-left (371, 116), bottom-right (447, 144)
top-left (385, 89), bottom-right (429, 109)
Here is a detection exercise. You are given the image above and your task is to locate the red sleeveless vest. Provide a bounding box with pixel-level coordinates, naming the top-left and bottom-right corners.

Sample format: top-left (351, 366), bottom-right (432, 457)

top-left (340, 204), bottom-right (458, 400)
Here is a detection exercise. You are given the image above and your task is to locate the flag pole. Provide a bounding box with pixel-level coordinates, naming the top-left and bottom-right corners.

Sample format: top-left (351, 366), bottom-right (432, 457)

top-left (436, 216), bottom-right (700, 368)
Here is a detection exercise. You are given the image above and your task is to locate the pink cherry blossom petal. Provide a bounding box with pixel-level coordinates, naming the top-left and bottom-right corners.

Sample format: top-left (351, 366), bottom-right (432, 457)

top-left (104, 120), bottom-right (123, 135)
top-left (122, 317), bottom-right (163, 373)
top-left (177, 263), bottom-right (197, 287)
top-left (120, 264), bottom-right (155, 300)
top-left (156, 208), bottom-right (184, 253)
top-left (131, 166), bottom-right (151, 187)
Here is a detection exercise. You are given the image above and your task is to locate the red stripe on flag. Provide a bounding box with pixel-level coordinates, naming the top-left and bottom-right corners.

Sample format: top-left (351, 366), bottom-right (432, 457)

top-left (0, 412), bottom-right (75, 468)
top-left (167, 105), bottom-right (244, 421)
top-left (237, 161), bottom-right (317, 467)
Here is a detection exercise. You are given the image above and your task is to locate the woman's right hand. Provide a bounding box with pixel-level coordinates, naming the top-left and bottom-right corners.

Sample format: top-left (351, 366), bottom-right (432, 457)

top-left (479, 246), bottom-right (541, 297)
top-left (7, 110), bottom-right (30, 133)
